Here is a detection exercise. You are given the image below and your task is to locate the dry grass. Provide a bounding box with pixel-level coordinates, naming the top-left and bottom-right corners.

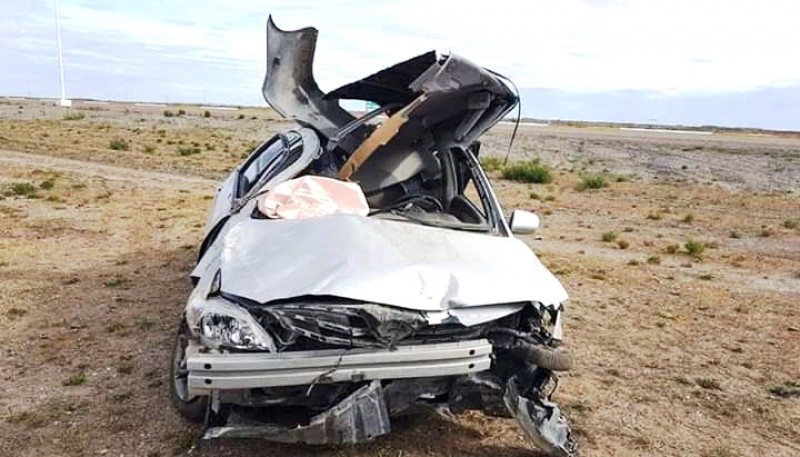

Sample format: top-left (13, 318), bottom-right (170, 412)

top-left (1, 99), bottom-right (799, 457)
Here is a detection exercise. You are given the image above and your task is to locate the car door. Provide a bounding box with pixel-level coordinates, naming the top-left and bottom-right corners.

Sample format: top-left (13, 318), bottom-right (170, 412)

top-left (192, 128), bottom-right (321, 278)
top-left (200, 131), bottom-right (303, 252)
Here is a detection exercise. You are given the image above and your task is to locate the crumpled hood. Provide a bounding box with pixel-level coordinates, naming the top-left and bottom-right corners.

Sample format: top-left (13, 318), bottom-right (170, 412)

top-left (219, 214), bottom-right (567, 311)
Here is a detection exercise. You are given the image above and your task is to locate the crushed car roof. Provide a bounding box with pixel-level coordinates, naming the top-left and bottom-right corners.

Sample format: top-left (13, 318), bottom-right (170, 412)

top-left (262, 16), bottom-right (518, 153)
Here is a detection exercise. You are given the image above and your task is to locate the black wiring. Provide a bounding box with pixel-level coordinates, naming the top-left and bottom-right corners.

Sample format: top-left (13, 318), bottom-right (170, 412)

top-left (486, 68), bottom-right (522, 166)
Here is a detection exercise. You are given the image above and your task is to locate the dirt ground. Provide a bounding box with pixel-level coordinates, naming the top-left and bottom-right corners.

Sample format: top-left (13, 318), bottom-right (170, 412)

top-left (1, 98), bottom-right (798, 457)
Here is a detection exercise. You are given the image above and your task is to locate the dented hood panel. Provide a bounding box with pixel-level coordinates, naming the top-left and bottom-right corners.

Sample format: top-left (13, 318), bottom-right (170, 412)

top-left (218, 214), bottom-right (568, 311)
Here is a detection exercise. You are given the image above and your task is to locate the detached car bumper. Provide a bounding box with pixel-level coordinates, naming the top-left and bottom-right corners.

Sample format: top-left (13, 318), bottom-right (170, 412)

top-left (186, 339), bottom-right (492, 393)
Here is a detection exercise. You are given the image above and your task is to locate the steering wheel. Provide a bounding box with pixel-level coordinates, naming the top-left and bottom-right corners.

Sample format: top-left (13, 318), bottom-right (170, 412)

top-left (391, 194), bottom-right (444, 212)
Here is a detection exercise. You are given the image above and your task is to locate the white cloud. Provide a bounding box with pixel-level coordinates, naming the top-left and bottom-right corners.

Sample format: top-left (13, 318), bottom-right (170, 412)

top-left (9, 0), bottom-right (800, 96)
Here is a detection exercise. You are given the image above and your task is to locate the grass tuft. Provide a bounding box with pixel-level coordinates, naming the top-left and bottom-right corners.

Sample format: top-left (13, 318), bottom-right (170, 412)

top-left (104, 277), bottom-right (127, 288)
top-left (502, 159), bottom-right (553, 184)
top-left (601, 231), bottom-right (618, 242)
top-left (695, 377), bottom-right (721, 390)
top-left (685, 239), bottom-right (706, 258)
top-left (109, 139), bottom-right (129, 151)
top-left (3, 182), bottom-right (38, 198)
top-left (63, 371), bottom-right (87, 386)
top-left (576, 174), bottom-right (607, 191)
top-left (647, 255), bottom-right (662, 265)
top-left (480, 156), bottom-right (504, 172)
top-left (767, 381), bottom-right (800, 398)
top-left (178, 147), bottom-right (201, 157)
top-left (782, 219), bottom-right (798, 229)
top-left (62, 111), bottom-right (86, 121)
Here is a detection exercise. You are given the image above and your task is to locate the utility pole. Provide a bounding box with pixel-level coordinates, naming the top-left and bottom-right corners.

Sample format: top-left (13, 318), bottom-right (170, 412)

top-left (54, 0), bottom-right (71, 107)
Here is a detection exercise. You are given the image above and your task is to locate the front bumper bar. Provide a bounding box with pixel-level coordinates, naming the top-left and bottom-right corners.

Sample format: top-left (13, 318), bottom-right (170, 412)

top-left (187, 339), bottom-right (492, 391)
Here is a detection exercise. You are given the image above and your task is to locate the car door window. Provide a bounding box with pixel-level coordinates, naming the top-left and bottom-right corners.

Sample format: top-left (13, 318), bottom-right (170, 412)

top-left (238, 132), bottom-right (301, 197)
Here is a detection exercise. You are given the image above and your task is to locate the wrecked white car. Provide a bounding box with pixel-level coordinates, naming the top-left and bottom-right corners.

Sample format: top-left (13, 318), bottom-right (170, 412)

top-left (169, 17), bottom-right (576, 457)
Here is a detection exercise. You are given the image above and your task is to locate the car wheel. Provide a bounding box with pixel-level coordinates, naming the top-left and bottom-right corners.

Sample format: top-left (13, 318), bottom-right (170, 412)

top-left (168, 320), bottom-right (208, 423)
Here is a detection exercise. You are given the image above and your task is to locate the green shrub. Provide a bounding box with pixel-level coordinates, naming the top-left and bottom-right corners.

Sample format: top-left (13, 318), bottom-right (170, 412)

top-left (3, 182), bottom-right (37, 198)
top-left (664, 244), bottom-right (680, 254)
top-left (647, 255), bottom-right (661, 265)
top-left (617, 240), bottom-right (630, 249)
top-left (163, 109), bottom-right (174, 117)
top-left (601, 231), bottom-right (618, 242)
top-left (109, 139), bottom-right (129, 151)
top-left (783, 219), bottom-right (798, 229)
top-left (178, 147), bottom-right (201, 156)
top-left (480, 156), bottom-right (505, 172)
top-left (684, 239), bottom-right (706, 257)
top-left (577, 174), bottom-right (607, 191)
top-left (39, 178), bottom-right (56, 190)
top-left (502, 160), bottom-right (552, 184)
top-left (695, 377), bottom-right (721, 390)
top-left (62, 111), bottom-right (86, 121)
top-left (177, 109), bottom-right (186, 116)
top-left (143, 145), bottom-right (156, 154)
top-left (104, 277), bottom-right (127, 288)
top-left (203, 110), bottom-right (212, 118)
top-left (63, 371), bottom-right (87, 386)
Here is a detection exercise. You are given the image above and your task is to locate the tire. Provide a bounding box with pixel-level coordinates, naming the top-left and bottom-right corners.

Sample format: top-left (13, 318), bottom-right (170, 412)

top-left (168, 320), bottom-right (208, 423)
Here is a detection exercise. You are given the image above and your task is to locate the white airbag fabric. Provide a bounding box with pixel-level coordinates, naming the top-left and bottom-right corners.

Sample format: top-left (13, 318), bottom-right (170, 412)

top-left (257, 176), bottom-right (369, 219)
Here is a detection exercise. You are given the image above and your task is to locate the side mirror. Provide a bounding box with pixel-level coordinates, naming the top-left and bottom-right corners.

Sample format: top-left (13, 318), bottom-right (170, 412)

top-left (509, 209), bottom-right (540, 234)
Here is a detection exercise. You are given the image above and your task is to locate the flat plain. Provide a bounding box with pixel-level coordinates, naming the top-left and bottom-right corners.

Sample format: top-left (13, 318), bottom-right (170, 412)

top-left (1, 99), bottom-right (798, 457)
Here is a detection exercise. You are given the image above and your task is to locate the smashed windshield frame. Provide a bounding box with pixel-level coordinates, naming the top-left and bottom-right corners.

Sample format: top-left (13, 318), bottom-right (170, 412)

top-left (367, 146), bottom-right (504, 235)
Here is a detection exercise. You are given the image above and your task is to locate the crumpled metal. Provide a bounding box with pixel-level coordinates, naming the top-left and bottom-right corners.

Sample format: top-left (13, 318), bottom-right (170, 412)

top-left (203, 381), bottom-right (390, 444)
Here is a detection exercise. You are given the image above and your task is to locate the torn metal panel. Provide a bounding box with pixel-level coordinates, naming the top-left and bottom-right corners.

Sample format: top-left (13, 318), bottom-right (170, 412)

top-left (503, 378), bottom-right (577, 457)
top-left (325, 51), bottom-right (438, 105)
top-left (218, 214), bottom-right (568, 313)
top-left (262, 16), bottom-right (364, 152)
top-left (203, 381), bottom-right (391, 444)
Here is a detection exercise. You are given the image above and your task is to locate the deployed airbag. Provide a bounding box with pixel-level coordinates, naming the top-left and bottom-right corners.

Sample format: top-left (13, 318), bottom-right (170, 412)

top-left (257, 176), bottom-right (369, 219)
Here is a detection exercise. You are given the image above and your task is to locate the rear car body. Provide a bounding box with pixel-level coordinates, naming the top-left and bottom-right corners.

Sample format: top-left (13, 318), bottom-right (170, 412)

top-left (169, 16), bottom-right (576, 456)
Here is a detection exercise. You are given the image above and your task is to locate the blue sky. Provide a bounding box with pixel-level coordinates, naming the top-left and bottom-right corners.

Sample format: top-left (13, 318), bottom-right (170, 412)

top-left (2, 0), bottom-right (800, 130)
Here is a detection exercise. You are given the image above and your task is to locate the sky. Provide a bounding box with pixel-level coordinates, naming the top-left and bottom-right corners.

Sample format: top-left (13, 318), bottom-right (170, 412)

top-left (2, 0), bottom-right (799, 130)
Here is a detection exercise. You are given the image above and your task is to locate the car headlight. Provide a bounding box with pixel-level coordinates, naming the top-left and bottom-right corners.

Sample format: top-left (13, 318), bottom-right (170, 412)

top-left (186, 287), bottom-right (275, 351)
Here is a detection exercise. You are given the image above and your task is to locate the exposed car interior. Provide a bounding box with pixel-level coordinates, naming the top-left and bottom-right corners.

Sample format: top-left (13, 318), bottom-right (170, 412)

top-left (243, 129), bottom-right (491, 231)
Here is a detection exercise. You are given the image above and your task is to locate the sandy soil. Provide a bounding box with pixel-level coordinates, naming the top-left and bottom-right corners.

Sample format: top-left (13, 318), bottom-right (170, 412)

top-left (1, 98), bottom-right (798, 457)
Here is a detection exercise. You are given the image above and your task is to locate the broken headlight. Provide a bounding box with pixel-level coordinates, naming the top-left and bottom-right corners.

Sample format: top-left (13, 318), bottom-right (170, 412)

top-left (186, 291), bottom-right (276, 351)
